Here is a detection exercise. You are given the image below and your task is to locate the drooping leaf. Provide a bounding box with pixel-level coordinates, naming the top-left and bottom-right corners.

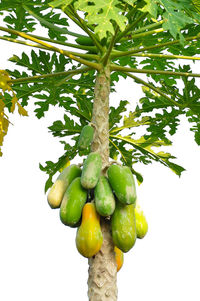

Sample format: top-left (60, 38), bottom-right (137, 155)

top-left (0, 70), bottom-right (28, 156)
top-left (110, 134), bottom-right (185, 176)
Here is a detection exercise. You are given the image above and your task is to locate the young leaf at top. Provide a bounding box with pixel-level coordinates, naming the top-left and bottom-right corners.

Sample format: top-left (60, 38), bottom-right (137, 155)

top-left (74, 0), bottom-right (128, 39)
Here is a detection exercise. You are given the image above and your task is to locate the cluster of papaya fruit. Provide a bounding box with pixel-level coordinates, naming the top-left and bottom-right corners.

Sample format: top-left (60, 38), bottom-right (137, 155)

top-left (47, 125), bottom-right (148, 272)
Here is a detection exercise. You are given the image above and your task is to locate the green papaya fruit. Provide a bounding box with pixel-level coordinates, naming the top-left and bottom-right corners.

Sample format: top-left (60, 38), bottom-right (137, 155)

top-left (60, 177), bottom-right (87, 227)
top-left (47, 164), bottom-right (81, 209)
top-left (94, 175), bottom-right (115, 216)
top-left (76, 203), bottom-right (103, 258)
top-left (135, 203), bottom-right (148, 239)
top-left (78, 125), bottom-right (94, 150)
top-left (81, 152), bottom-right (102, 189)
top-left (111, 201), bottom-right (136, 253)
top-left (76, 36), bottom-right (94, 46)
top-left (107, 165), bottom-right (136, 205)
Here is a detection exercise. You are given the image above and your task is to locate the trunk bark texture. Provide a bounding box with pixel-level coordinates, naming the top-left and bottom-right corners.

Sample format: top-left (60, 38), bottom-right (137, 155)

top-left (88, 65), bottom-right (118, 301)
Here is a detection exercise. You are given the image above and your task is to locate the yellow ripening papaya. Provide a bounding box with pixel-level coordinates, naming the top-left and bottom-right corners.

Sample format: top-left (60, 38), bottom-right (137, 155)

top-left (47, 164), bottom-right (81, 209)
top-left (76, 203), bottom-right (103, 258)
top-left (135, 203), bottom-right (148, 239)
top-left (114, 246), bottom-right (124, 272)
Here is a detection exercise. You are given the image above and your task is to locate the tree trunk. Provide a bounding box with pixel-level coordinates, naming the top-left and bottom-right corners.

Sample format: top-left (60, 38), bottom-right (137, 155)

top-left (88, 65), bottom-right (118, 301)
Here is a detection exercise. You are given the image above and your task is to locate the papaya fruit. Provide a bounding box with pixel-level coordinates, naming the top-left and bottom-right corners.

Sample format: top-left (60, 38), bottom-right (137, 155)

top-left (81, 152), bottom-right (102, 189)
top-left (76, 203), bottom-right (103, 258)
top-left (47, 164), bottom-right (81, 209)
top-left (94, 175), bottom-right (115, 216)
top-left (78, 125), bottom-right (94, 150)
top-left (135, 203), bottom-right (148, 239)
top-left (60, 177), bottom-right (87, 227)
top-left (111, 201), bottom-right (136, 253)
top-left (114, 246), bottom-right (124, 272)
top-left (76, 36), bottom-right (94, 46)
top-left (107, 165), bottom-right (136, 205)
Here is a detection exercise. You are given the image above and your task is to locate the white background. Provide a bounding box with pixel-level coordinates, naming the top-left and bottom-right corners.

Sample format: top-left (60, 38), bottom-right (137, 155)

top-left (1, 29), bottom-right (200, 301)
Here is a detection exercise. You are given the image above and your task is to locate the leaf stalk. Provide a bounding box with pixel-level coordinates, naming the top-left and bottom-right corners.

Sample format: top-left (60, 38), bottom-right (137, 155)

top-left (110, 64), bottom-right (200, 78)
top-left (111, 34), bottom-right (200, 59)
top-left (8, 68), bottom-right (92, 85)
top-left (23, 5), bottom-right (83, 38)
top-left (123, 72), bottom-right (185, 108)
top-left (0, 26), bottom-right (100, 70)
top-left (116, 13), bottom-right (148, 43)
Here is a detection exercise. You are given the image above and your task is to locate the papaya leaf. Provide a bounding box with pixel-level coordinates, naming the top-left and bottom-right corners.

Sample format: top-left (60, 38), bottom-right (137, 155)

top-left (139, 0), bottom-right (158, 18)
top-left (110, 134), bottom-right (185, 176)
top-left (74, 0), bottom-right (127, 39)
top-left (192, 0), bottom-right (200, 13)
top-left (0, 0), bottom-right (38, 34)
top-left (110, 111), bottom-right (150, 135)
top-left (40, 142), bottom-right (78, 192)
top-left (109, 100), bottom-right (129, 130)
top-left (141, 0), bottom-right (194, 43)
top-left (6, 51), bottom-right (79, 118)
top-left (48, 114), bottom-right (82, 137)
top-left (109, 138), bottom-right (143, 185)
top-left (0, 70), bottom-right (28, 156)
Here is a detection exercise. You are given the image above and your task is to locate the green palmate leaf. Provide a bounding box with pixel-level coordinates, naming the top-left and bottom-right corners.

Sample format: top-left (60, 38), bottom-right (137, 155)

top-left (192, 0), bottom-right (200, 13)
top-left (187, 112), bottom-right (200, 145)
top-left (161, 0), bottom-right (194, 43)
top-left (40, 141), bottom-right (78, 192)
top-left (0, 0), bottom-right (38, 33)
top-left (133, 88), bottom-right (183, 141)
top-left (140, 0), bottom-right (158, 18)
top-left (140, 57), bottom-right (176, 83)
top-left (179, 65), bottom-right (200, 114)
top-left (109, 100), bottom-right (129, 130)
top-left (74, 0), bottom-right (127, 39)
top-left (9, 50), bottom-right (70, 75)
top-left (110, 134), bottom-right (185, 176)
top-left (17, 3), bottom-right (71, 41)
top-left (140, 0), bottom-right (194, 43)
top-left (7, 50), bottom-right (78, 117)
top-left (48, 114), bottom-right (82, 137)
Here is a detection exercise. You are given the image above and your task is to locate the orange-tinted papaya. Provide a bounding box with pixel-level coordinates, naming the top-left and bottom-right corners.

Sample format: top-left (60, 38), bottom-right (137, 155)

top-left (76, 203), bottom-right (103, 258)
top-left (114, 246), bottom-right (124, 272)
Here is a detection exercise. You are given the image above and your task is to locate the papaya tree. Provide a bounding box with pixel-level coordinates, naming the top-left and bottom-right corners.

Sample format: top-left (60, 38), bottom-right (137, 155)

top-left (1, 0), bottom-right (200, 300)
